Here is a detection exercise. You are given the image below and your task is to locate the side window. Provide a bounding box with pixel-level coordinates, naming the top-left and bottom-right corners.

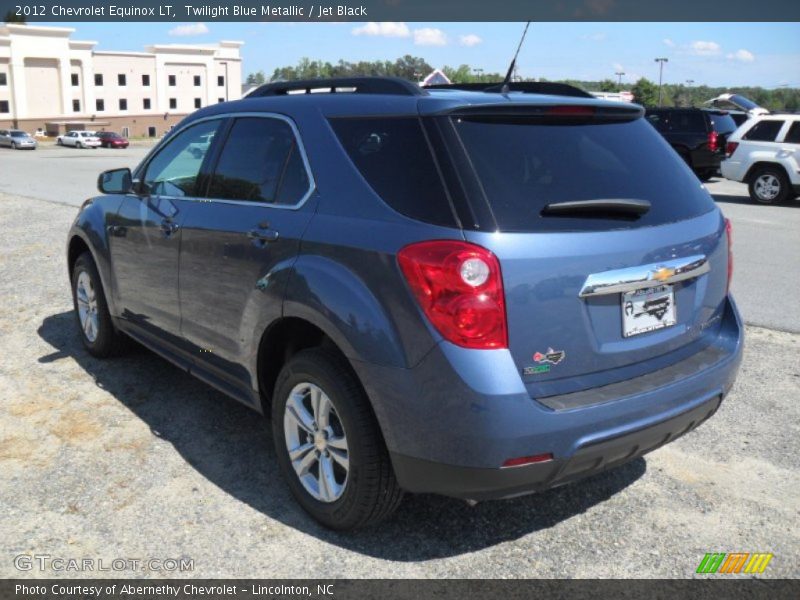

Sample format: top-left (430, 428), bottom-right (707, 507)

top-left (143, 119), bottom-right (221, 198)
top-left (329, 117), bottom-right (455, 227)
top-left (782, 122), bottom-right (800, 144)
top-left (743, 120), bottom-right (784, 142)
top-left (207, 117), bottom-right (311, 205)
top-left (669, 111), bottom-right (704, 132)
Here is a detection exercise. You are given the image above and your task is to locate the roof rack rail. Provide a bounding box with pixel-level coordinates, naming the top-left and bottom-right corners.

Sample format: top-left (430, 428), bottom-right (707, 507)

top-left (424, 81), bottom-right (594, 99)
top-left (250, 76), bottom-right (426, 98)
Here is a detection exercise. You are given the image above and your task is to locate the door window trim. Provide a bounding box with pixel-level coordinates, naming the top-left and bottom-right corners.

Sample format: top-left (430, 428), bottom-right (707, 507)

top-left (137, 112), bottom-right (316, 211)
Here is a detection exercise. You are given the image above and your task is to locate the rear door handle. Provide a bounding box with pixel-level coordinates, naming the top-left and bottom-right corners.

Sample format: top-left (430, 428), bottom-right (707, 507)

top-left (160, 219), bottom-right (179, 236)
top-left (247, 229), bottom-right (280, 244)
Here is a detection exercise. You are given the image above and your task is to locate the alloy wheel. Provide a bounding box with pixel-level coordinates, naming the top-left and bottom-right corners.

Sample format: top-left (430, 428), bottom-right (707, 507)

top-left (754, 174), bottom-right (781, 201)
top-left (283, 382), bottom-right (349, 503)
top-left (75, 271), bottom-right (99, 342)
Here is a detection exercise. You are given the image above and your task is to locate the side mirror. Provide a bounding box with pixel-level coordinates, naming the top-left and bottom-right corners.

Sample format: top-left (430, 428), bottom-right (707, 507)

top-left (98, 168), bottom-right (133, 194)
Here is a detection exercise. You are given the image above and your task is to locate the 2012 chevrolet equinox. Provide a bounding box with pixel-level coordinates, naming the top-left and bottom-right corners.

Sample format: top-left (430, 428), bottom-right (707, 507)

top-left (67, 77), bottom-right (743, 529)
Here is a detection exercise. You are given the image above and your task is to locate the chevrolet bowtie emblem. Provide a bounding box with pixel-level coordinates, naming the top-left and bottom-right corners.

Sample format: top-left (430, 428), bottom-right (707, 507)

top-left (652, 267), bottom-right (676, 282)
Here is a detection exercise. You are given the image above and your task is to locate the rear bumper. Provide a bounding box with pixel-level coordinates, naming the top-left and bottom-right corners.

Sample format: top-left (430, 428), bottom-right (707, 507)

top-left (392, 393), bottom-right (721, 500)
top-left (354, 296), bottom-right (743, 500)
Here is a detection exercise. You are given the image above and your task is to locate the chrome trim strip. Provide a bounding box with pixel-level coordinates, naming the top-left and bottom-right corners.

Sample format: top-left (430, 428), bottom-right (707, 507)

top-left (578, 254), bottom-right (710, 298)
top-left (136, 111), bottom-right (317, 211)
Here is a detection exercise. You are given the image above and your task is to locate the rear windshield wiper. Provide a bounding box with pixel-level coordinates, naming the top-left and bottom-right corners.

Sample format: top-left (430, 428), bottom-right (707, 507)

top-left (541, 198), bottom-right (651, 217)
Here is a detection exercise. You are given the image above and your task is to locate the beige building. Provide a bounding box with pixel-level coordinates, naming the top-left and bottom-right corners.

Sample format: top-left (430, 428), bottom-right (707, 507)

top-left (0, 24), bottom-right (243, 137)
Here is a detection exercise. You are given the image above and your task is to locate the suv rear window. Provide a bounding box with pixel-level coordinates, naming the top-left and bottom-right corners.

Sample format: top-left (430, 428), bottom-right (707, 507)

top-left (452, 116), bottom-right (716, 232)
top-left (743, 120), bottom-right (785, 142)
top-left (707, 112), bottom-right (737, 134)
top-left (329, 117), bottom-right (456, 227)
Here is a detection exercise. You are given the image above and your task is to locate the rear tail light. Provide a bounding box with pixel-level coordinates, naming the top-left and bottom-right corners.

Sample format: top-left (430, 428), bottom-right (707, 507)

top-left (398, 240), bottom-right (508, 349)
top-left (547, 105), bottom-right (595, 117)
top-left (725, 141), bottom-right (739, 158)
top-left (502, 453), bottom-right (553, 468)
top-left (725, 218), bottom-right (733, 294)
top-left (708, 130), bottom-right (719, 153)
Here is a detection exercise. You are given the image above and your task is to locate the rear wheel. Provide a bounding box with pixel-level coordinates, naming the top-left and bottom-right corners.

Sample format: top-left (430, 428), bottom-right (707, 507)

top-left (56, 138), bottom-right (62, 146)
top-left (697, 169), bottom-right (716, 182)
top-left (271, 348), bottom-right (403, 530)
top-left (76, 141), bottom-right (83, 149)
top-left (749, 166), bottom-right (790, 205)
top-left (71, 252), bottom-right (129, 357)
top-left (11, 142), bottom-right (17, 150)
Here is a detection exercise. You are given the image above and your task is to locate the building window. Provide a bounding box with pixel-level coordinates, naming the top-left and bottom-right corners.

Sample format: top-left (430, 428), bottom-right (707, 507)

top-left (96, 99), bottom-right (105, 111)
top-left (71, 73), bottom-right (79, 86)
top-left (217, 75), bottom-right (224, 86)
top-left (194, 98), bottom-right (201, 109)
top-left (72, 99), bottom-right (81, 112)
top-left (143, 98), bottom-right (151, 110)
top-left (0, 100), bottom-right (9, 113)
top-left (194, 75), bottom-right (201, 86)
top-left (148, 126), bottom-right (157, 138)
top-left (218, 98), bottom-right (225, 104)
top-left (169, 98), bottom-right (177, 109)
top-left (94, 73), bottom-right (103, 86)
top-left (0, 73), bottom-right (7, 86)
top-left (142, 74), bottom-right (150, 86)
top-left (168, 75), bottom-right (176, 86)
top-left (119, 98), bottom-right (128, 111)
top-left (118, 73), bottom-right (126, 86)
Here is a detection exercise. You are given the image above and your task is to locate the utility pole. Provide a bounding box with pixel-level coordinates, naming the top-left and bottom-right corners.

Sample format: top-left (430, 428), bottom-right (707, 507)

top-left (655, 57), bottom-right (668, 106)
top-left (615, 71), bottom-right (625, 86)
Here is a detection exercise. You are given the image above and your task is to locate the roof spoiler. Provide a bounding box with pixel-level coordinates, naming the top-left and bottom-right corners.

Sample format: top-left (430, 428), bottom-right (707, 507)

top-left (424, 81), bottom-right (594, 99)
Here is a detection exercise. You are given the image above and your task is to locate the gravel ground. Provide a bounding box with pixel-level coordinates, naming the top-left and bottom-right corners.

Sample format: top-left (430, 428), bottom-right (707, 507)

top-left (0, 191), bottom-right (798, 579)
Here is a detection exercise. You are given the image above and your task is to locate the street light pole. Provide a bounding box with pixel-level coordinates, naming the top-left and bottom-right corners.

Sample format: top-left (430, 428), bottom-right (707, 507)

top-left (615, 71), bottom-right (625, 86)
top-left (655, 57), bottom-right (668, 106)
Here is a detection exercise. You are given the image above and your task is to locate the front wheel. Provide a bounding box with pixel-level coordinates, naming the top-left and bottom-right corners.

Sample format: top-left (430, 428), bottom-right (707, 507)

top-left (749, 166), bottom-right (790, 205)
top-left (56, 138), bottom-right (63, 146)
top-left (71, 252), bottom-right (129, 357)
top-left (11, 142), bottom-right (17, 150)
top-left (271, 348), bottom-right (403, 530)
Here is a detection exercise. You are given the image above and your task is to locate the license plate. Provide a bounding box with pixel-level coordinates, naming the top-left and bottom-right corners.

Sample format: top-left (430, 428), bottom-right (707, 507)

top-left (621, 285), bottom-right (677, 338)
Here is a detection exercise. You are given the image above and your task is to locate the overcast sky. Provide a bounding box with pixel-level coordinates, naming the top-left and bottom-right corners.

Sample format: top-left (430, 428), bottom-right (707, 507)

top-left (43, 21), bottom-right (800, 88)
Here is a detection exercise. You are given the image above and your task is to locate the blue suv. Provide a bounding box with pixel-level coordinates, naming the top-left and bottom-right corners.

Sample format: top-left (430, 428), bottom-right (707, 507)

top-left (67, 77), bottom-right (743, 529)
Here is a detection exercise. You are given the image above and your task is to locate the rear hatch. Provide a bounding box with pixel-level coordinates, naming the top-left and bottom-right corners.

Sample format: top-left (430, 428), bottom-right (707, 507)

top-left (435, 103), bottom-right (729, 397)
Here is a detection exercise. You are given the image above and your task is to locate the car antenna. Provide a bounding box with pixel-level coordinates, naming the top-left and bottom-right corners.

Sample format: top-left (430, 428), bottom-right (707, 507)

top-left (501, 21), bottom-right (531, 94)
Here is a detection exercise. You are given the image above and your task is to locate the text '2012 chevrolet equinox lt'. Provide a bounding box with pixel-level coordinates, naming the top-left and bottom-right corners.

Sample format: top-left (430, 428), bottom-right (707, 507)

top-left (67, 77), bottom-right (743, 530)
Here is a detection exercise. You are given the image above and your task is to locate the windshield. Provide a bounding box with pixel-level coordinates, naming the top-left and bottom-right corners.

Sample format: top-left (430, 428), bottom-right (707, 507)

top-left (10, 131), bottom-right (27, 137)
top-left (453, 116), bottom-right (716, 232)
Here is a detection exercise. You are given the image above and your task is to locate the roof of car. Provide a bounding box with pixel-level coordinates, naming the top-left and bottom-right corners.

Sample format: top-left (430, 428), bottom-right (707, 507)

top-left (184, 77), bottom-right (644, 122)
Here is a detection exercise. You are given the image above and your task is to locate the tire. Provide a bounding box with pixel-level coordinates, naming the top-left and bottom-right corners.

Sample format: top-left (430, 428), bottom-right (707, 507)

top-left (71, 252), bottom-right (129, 358)
top-left (271, 348), bottom-right (403, 530)
top-left (11, 142), bottom-right (17, 150)
top-left (697, 169), bottom-right (716, 182)
top-left (748, 166), bottom-right (791, 205)
top-left (57, 138), bottom-right (62, 146)
top-left (76, 141), bottom-right (83, 149)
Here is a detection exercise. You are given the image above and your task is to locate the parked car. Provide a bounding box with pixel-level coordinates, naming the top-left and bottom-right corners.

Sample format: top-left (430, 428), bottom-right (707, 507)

top-left (97, 131), bottom-right (130, 149)
top-left (645, 108), bottom-right (738, 181)
top-left (0, 129), bottom-right (37, 150)
top-left (67, 77), bottom-right (743, 530)
top-left (721, 115), bottom-right (800, 204)
top-left (57, 130), bottom-right (101, 148)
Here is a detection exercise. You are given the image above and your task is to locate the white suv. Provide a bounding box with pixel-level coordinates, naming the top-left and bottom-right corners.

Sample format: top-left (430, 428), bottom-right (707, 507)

top-left (721, 115), bottom-right (800, 204)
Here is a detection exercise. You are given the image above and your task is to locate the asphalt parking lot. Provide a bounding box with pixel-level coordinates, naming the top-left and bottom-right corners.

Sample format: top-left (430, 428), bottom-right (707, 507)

top-left (0, 146), bottom-right (798, 578)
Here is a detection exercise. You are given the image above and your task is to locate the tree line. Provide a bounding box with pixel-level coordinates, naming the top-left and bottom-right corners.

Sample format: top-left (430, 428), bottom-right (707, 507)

top-left (247, 56), bottom-right (800, 112)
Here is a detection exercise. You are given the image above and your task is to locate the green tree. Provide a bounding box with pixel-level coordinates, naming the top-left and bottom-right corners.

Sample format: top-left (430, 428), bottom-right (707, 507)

top-left (631, 77), bottom-right (658, 107)
top-left (598, 79), bottom-right (618, 92)
top-left (245, 71), bottom-right (266, 85)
